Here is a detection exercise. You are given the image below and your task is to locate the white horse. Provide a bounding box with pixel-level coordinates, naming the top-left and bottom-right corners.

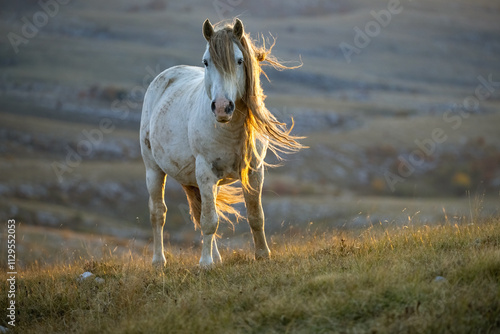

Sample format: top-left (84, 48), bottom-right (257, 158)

top-left (140, 18), bottom-right (303, 267)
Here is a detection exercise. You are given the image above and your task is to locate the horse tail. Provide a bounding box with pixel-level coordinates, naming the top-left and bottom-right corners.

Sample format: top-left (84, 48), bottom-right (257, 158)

top-left (182, 185), bottom-right (202, 228)
top-left (216, 184), bottom-right (244, 228)
top-left (182, 184), bottom-right (243, 230)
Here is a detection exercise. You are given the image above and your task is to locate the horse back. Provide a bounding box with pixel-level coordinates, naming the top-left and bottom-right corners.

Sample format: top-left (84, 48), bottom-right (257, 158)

top-left (142, 65), bottom-right (204, 122)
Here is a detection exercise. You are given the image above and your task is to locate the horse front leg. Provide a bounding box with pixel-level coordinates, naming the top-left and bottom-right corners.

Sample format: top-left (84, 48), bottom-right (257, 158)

top-left (212, 238), bottom-right (222, 263)
top-left (145, 168), bottom-right (167, 267)
top-left (196, 157), bottom-right (220, 267)
top-left (243, 165), bottom-right (271, 260)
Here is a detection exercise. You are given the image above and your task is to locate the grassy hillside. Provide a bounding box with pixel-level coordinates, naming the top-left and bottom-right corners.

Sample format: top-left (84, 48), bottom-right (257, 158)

top-left (1, 6), bottom-right (498, 333)
top-left (1, 218), bottom-right (499, 333)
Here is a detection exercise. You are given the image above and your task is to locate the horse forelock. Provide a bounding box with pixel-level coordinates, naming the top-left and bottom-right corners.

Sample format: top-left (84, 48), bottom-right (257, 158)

top-left (208, 27), bottom-right (237, 79)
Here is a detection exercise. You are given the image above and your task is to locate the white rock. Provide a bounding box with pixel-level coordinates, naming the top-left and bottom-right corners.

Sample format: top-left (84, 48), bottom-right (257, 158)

top-left (78, 271), bottom-right (94, 282)
top-left (78, 272), bottom-right (105, 284)
top-left (434, 276), bottom-right (447, 283)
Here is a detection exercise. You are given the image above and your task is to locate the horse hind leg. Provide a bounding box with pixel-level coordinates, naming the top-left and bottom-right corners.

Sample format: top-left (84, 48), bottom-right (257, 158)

top-left (146, 167), bottom-right (167, 267)
top-left (182, 185), bottom-right (222, 264)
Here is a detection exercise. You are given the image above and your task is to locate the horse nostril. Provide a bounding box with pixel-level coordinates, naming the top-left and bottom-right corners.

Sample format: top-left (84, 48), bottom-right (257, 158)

top-left (226, 100), bottom-right (235, 114)
top-left (211, 101), bottom-right (216, 112)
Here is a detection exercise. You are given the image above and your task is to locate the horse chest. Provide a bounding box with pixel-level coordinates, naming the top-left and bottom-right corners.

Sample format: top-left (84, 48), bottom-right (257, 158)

top-left (191, 129), bottom-right (243, 181)
top-left (210, 155), bottom-right (240, 180)
top-left (199, 139), bottom-right (243, 179)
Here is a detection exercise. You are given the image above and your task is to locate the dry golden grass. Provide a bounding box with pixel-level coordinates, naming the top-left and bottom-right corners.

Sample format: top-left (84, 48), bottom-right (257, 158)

top-left (1, 218), bottom-right (499, 333)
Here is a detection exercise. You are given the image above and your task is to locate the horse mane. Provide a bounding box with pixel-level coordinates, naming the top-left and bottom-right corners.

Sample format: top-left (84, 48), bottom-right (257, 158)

top-left (208, 20), bottom-right (305, 190)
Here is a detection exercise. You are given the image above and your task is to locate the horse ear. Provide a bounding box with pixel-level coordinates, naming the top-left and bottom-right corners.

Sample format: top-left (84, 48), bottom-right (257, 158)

top-left (203, 19), bottom-right (214, 41)
top-left (233, 18), bottom-right (244, 40)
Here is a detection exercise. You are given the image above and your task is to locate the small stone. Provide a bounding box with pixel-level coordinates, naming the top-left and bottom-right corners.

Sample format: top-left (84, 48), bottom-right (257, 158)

top-left (434, 276), bottom-right (447, 283)
top-left (78, 271), bottom-right (94, 282)
top-left (94, 277), bottom-right (105, 284)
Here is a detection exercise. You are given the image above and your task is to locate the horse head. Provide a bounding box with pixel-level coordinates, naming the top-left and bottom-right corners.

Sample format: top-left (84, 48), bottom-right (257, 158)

top-left (202, 18), bottom-right (246, 123)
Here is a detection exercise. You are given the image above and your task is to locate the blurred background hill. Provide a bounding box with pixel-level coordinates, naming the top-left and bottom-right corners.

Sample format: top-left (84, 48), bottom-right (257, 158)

top-left (0, 0), bottom-right (499, 265)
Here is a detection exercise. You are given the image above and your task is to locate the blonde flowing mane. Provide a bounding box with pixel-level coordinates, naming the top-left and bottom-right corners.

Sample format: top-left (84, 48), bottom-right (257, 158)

top-left (208, 20), bottom-right (305, 190)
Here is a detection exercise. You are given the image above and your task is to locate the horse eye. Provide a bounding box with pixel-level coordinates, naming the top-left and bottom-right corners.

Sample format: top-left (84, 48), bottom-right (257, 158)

top-left (203, 59), bottom-right (208, 67)
top-left (237, 58), bottom-right (243, 65)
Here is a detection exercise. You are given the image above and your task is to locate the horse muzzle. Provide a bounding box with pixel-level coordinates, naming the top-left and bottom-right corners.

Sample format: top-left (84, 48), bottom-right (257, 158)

top-left (211, 98), bottom-right (235, 123)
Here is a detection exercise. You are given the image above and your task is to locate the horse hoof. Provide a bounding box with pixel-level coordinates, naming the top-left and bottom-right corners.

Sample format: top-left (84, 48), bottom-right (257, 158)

top-left (152, 255), bottom-right (166, 268)
top-left (255, 249), bottom-right (271, 260)
top-left (199, 256), bottom-right (215, 269)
